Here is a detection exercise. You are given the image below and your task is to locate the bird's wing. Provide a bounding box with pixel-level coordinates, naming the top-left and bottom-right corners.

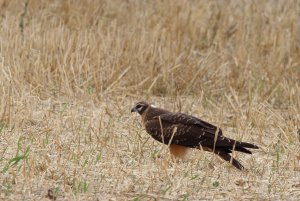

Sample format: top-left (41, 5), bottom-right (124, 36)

top-left (154, 112), bottom-right (222, 136)
top-left (152, 112), bottom-right (257, 151)
top-left (151, 112), bottom-right (233, 149)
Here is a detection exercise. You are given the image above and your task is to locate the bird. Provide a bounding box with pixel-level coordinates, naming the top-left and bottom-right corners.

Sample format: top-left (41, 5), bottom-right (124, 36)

top-left (131, 101), bottom-right (259, 170)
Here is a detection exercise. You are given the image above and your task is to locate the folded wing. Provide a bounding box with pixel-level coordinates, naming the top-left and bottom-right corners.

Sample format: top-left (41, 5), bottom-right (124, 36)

top-left (154, 112), bottom-right (258, 154)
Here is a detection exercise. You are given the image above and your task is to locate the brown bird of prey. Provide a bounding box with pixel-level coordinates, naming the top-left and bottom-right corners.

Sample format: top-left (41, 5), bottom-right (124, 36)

top-left (131, 101), bottom-right (259, 170)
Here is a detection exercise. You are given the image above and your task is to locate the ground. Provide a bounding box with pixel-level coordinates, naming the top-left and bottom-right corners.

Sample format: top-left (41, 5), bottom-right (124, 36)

top-left (0, 0), bottom-right (300, 200)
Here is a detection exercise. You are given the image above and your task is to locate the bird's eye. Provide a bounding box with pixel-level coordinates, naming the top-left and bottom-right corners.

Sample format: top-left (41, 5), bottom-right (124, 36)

top-left (136, 104), bottom-right (142, 109)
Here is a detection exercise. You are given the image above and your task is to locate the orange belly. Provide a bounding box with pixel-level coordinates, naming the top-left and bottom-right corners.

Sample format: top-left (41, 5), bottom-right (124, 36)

top-left (169, 144), bottom-right (189, 159)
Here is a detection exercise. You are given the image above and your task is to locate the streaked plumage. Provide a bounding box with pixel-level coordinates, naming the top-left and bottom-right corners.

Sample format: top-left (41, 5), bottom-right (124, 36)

top-left (131, 101), bottom-right (259, 170)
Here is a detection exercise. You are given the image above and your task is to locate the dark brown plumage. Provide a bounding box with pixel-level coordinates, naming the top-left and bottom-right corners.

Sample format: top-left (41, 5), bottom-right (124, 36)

top-left (131, 101), bottom-right (259, 170)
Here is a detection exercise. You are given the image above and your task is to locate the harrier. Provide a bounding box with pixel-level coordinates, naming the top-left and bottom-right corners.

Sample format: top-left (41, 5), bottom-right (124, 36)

top-left (131, 101), bottom-right (259, 170)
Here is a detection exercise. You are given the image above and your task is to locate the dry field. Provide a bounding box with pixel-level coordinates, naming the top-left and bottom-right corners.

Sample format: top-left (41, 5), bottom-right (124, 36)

top-left (0, 0), bottom-right (300, 200)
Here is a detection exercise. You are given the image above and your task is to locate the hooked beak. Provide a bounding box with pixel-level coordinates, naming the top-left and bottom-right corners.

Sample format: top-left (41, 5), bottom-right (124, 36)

top-left (131, 107), bottom-right (137, 113)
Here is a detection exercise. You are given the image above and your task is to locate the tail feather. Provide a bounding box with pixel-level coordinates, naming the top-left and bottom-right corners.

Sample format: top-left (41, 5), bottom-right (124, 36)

top-left (215, 150), bottom-right (244, 170)
top-left (232, 146), bottom-right (252, 154)
top-left (219, 146), bottom-right (252, 154)
top-left (215, 141), bottom-right (258, 154)
top-left (236, 141), bottom-right (259, 149)
top-left (216, 138), bottom-right (259, 154)
top-left (215, 137), bottom-right (259, 151)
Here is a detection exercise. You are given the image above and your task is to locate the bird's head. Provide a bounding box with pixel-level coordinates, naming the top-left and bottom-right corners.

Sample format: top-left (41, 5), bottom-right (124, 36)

top-left (131, 101), bottom-right (150, 115)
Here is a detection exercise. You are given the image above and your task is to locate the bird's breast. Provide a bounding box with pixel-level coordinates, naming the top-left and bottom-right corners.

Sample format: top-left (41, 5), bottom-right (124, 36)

top-left (144, 120), bottom-right (162, 140)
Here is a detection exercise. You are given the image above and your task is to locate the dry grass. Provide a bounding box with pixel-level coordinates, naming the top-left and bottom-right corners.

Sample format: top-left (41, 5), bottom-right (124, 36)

top-left (0, 0), bottom-right (300, 200)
